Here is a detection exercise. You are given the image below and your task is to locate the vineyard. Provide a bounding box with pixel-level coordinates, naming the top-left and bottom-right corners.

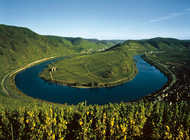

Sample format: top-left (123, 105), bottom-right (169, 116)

top-left (40, 50), bottom-right (137, 88)
top-left (0, 95), bottom-right (190, 139)
top-left (1, 25), bottom-right (190, 140)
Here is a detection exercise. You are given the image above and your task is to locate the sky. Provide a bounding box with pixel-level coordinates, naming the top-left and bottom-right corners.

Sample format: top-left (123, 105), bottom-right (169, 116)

top-left (1, 0), bottom-right (190, 40)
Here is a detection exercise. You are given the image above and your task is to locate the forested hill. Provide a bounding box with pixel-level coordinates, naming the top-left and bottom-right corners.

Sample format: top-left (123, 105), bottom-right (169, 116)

top-left (109, 37), bottom-right (190, 54)
top-left (1, 24), bottom-right (189, 80)
top-left (46, 36), bottom-right (125, 52)
top-left (0, 24), bottom-right (119, 80)
top-left (0, 25), bottom-right (69, 80)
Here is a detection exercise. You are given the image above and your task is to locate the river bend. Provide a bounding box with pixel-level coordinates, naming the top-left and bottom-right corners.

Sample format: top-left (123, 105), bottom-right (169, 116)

top-left (15, 55), bottom-right (168, 105)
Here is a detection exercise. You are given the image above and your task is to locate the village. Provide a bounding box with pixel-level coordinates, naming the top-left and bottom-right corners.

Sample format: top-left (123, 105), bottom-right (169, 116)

top-left (140, 54), bottom-right (190, 105)
top-left (81, 46), bottom-right (109, 54)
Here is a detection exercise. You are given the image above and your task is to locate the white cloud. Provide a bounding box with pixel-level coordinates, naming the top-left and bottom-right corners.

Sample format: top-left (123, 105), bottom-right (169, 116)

top-left (150, 8), bottom-right (190, 23)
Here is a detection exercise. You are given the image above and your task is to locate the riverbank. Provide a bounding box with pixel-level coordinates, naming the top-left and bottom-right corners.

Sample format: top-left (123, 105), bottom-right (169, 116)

top-left (3, 54), bottom-right (171, 105)
top-left (42, 61), bottom-right (138, 89)
top-left (42, 70), bottom-right (138, 88)
top-left (39, 51), bottom-right (139, 89)
top-left (1, 56), bottom-right (57, 101)
top-left (1, 56), bottom-right (82, 108)
top-left (134, 54), bottom-right (176, 103)
top-left (14, 55), bottom-right (168, 105)
top-left (9, 53), bottom-right (189, 105)
top-left (139, 52), bottom-right (190, 104)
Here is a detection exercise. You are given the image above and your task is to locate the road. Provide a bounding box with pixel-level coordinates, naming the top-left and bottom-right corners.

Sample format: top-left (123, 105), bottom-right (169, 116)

top-left (144, 54), bottom-right (177, 92)
top-left (1, 56), bottom-right (56, 100)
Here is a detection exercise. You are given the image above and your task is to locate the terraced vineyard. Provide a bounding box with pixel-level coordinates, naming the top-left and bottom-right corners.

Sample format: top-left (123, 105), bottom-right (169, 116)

top-left (1, 25), bottom-right (190, 139)
top-left (40, 51), bottom-right (137, 88)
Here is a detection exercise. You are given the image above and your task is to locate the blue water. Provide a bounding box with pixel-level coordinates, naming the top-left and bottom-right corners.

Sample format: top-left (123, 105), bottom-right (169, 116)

top-left (15, 55), bottom-right (168, 105)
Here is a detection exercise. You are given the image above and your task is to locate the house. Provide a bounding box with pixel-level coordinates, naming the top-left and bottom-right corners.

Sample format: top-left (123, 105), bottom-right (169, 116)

top-left (51, 67), bottom-right (56, 72)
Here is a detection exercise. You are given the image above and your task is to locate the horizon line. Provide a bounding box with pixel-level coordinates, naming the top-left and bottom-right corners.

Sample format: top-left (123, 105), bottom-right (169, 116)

top-left (1, 23), bottom-right (190, 41)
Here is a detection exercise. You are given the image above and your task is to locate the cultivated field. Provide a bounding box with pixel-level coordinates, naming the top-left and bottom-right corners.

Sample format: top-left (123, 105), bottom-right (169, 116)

top-left (40, 51), bottom-right (137, 87)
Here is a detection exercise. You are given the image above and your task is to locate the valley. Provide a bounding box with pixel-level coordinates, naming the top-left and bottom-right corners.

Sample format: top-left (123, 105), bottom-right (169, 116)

top-left (0, 24), bottom-right (190, 139)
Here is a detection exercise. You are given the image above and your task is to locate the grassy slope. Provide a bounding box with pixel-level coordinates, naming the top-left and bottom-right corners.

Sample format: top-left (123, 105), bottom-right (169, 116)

top-left (0, 24), bottom-right (189, 93)
top-left (0, 24), bottom-right (121, 89)
top-left (0, 25), bottom-right (74, 82)
top-left (0, 25), bottom-right (190, 139)
top-left (47, 36), bottom-right (124, 52)
top-left (40, 37), bottom-right (190, 87)
top-left (40, 50), bottom-right (136, 87)
top-left (109, 37), bottom-right (190, 55)
top-left (146, 50), bottom-right (190, 71)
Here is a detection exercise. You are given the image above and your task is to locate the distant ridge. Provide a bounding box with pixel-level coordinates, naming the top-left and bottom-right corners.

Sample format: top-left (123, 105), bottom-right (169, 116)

top-left (108, 37), bottom-right (190, 54)
top-left (0, 24), bottom-right (190, 80)
top-left (0, 24), bottom-right (121, 80)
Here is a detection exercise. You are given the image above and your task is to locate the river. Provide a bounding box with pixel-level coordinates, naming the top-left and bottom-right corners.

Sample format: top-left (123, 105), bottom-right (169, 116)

top-left (15, 55), bottom-right (168, 105)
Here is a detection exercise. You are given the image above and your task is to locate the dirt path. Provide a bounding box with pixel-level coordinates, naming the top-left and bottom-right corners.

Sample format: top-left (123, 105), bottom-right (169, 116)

top-left (155, 61), bottom-right (176, 90)
top-left (79, 55), bottom-right (100, 80)
top-left (85, 59), bottom-right (92, 73)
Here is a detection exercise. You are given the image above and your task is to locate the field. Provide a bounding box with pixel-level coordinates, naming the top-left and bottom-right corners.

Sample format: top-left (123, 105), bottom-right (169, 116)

top-left (40, 50), bottom-right (137, 87)
top-left (0, 25), bottom-right (190, 139)
top-left (0, 25), bottom-right (121, 84)
top-left (146, 50), bottom-right (190, 71)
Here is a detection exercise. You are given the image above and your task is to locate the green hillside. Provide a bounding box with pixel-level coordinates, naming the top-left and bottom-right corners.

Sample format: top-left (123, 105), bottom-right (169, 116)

top-left (41, 37), bottom-right (190, 88)
top-left (109, 37), bottom-right (190, 55)
top-left (46, 36), bottom-right (124, 52)
top-left (0, 25), bottom-right (120, 83)
top-left (40, 50), bottom-right (137, 88)
top-left (0, 25), bottom-right (72, 81)
top-left (0, 24), bottom-right (190, 139)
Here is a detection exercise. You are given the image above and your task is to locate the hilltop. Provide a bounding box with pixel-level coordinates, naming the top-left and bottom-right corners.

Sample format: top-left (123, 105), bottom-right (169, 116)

top-left (109, 37), bottom-right (190, 54)
top-left (45, 36), bottom-right (125, 52)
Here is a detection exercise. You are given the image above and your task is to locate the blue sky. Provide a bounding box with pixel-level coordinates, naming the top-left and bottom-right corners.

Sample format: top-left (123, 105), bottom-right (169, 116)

top-left (1, 0), bottom-right (190, 39)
